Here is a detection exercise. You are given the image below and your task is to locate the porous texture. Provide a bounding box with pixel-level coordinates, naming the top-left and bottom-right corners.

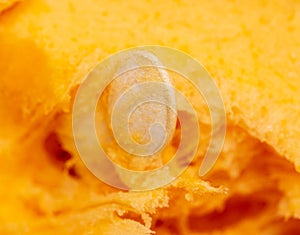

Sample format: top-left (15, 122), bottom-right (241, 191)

top-left (0, 0), bottom-right (300, 234)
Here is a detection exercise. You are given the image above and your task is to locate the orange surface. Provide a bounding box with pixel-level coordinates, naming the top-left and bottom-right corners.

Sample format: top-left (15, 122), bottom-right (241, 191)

top-left (0, 0), bottom-right (300, 234)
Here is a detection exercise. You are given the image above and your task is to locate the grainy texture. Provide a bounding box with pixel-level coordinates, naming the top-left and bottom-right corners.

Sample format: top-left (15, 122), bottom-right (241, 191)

top-left (0, 0), bottom-right (300, 234)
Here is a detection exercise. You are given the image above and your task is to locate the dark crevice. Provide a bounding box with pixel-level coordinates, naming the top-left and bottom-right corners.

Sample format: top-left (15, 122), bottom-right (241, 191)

top-left (188, 193), bottom-right (275, 232)
top-left (44, 132), bottom-right (80, 178)
top-left (44, 132), bottom-right (72, 163)
top-left (118, 211), bottom-right (145, 226)
top-left (153, 218), bottom-right (181, 234)
top-left (68, 165), bottom-right (81, 179)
